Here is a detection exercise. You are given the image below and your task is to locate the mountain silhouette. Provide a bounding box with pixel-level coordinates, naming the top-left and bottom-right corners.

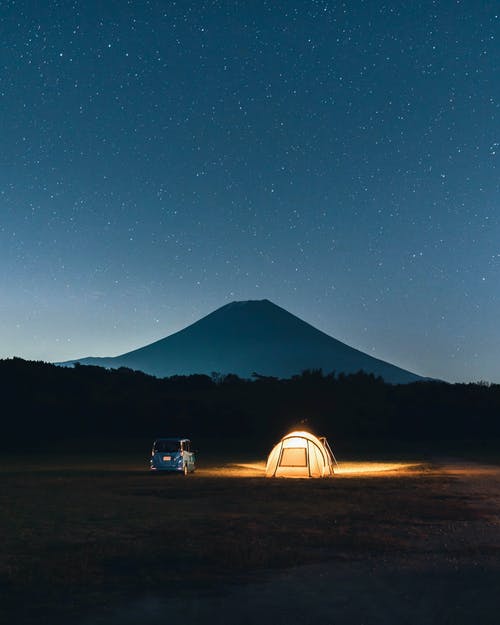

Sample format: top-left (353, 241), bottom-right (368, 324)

top-left (58, 299), bottom-right (423, 383)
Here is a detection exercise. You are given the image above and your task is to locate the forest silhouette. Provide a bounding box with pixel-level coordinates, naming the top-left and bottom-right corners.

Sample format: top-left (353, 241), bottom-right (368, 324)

top-left (1, 358), bottom-right (499, 451)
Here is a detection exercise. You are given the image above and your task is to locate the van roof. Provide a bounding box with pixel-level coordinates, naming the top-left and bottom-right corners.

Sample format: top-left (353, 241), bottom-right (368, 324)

top-left (154, 437), bottom-right (190, 442)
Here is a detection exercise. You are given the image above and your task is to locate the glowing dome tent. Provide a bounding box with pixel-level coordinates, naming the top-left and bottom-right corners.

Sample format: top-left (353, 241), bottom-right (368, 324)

top-left (265, 431), bottom-right (336, 478)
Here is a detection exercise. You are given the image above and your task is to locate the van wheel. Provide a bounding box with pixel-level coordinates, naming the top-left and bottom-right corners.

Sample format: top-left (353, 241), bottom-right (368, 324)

top-left (183, 464), bottom-right (189, 476)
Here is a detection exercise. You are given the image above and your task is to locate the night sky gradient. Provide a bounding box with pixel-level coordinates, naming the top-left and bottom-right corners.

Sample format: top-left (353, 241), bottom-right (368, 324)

top-left (1, 0), bottom-right (498, 382)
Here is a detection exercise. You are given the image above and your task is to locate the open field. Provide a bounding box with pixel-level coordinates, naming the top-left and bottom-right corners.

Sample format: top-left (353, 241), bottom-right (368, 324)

top-left (1, 449), bottom-right (500, 624)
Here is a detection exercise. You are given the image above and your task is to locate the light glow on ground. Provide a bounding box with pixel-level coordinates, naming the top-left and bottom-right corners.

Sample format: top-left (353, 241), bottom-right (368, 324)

top-left (197, 460), bottom-right (422, 478)
top-left (334, 462), bottom-right (421, 476)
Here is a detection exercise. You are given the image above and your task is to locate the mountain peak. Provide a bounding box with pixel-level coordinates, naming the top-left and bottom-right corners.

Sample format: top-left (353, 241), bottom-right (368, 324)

top-left (224, 298), bottom-right (275, 308)
top-left (58, 300), bottom-right (423, 384)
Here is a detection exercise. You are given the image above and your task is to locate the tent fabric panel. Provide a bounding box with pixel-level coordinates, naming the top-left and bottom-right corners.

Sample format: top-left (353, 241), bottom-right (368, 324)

top-left (274, 464), bottom-right (310, 477)
top-left (308, 441), bottom-right (323, 477)
top-left (282, 436), bottom-right (308, 448)
top-left (265, 442), bottom-right (282, 477)
top-left (279, 447), bottom-right (307, 467)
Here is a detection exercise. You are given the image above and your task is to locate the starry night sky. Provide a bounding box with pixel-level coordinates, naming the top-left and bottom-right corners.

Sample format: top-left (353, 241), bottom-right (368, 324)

top-left (1, 0), bottom-right (498, 382)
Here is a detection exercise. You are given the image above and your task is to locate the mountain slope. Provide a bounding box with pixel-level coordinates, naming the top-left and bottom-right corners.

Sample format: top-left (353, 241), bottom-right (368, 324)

top-left (58, 299), bottom-right (423, 384)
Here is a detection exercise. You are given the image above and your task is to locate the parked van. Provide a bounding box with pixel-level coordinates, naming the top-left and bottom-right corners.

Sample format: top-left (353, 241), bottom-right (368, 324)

top-left (150, 438), bottom-right (196, 474)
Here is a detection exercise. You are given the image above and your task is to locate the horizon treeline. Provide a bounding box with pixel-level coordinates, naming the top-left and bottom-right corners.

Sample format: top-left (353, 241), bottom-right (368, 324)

top-left (0, 358), bottom-right (499, 450)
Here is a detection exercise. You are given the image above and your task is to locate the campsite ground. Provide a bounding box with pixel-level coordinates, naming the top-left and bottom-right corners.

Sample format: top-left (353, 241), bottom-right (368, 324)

top-left (1, 444), bottom-right (500, 624)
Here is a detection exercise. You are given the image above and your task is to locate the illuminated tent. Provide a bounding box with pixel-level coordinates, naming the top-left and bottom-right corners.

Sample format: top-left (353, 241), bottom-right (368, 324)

top-left (265, 430), bottom-right (336, 478)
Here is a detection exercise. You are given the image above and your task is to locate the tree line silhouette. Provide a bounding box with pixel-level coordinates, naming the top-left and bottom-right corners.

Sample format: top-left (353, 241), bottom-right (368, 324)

top-left (0, 357), bottom-right (499, 450)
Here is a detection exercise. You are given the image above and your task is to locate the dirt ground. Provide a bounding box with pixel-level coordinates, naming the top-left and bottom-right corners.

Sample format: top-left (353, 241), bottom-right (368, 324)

top-left (80, 460), bottom-right (500, 625)
top-left (2, 454), bottom-right (500, 624)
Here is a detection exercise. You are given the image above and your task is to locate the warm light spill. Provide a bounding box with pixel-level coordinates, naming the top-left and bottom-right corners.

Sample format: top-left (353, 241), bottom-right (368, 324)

top-left (198, 462), bottom-right (267, 478)
top-left (335, 462), bottom-right (420, 476)
top-left (197, 460), bottom-right (422, 478)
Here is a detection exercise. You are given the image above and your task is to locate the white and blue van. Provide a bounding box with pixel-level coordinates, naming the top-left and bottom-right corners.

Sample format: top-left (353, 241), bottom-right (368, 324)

top-left (150, 438), bottom-right (196, 474)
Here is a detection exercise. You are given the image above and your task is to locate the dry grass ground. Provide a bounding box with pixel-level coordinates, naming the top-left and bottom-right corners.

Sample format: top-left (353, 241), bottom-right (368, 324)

top-left (1, 451), bottom-right (499, 624)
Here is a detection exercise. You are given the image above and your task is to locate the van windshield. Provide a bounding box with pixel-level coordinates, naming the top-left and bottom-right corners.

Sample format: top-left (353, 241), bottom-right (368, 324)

top-left (154, 440), bottom-right (181, 453)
